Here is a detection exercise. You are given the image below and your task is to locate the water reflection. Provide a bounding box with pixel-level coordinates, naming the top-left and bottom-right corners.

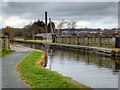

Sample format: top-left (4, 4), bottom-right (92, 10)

top-left (46, 48), bottom-right (119, 88)
top-left (47, 48), bottom-right (120, 73)
top-left (47, 49), bottom-right (55, 69)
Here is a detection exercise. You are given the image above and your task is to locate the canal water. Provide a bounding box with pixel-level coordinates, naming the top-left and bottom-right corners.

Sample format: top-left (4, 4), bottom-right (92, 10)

top-left (13, 42), bottom-right (120, 88)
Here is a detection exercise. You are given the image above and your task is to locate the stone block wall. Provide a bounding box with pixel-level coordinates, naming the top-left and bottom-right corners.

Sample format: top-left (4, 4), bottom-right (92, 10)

top-left (56, 35), bottom-right (116, 48)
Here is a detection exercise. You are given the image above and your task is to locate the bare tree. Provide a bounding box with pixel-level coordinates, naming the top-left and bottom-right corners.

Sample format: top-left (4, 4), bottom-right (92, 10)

top-left (66, 22), bottom-right (71, 29)
top-left (66, 21), bottom-right (76, 29)
top-left (57, 19), bottom-right (65, 35)
top-left (57, 19), bottom-right (65, 29)
top-left (71, 21), bottom-right (76, 29)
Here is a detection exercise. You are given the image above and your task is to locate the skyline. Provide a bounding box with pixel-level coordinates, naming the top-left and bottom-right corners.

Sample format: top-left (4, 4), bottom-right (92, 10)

top-left (1, 2), bottom-right (118, 29)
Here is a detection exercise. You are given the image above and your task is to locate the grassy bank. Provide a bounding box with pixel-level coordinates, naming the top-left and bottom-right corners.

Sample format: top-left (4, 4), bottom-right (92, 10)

top-left (14, 38), bottom-right (52, 44)
top-left (18, 51), bottom-right (90, 88)
top-left (0, 50), bottom-right (15, 57)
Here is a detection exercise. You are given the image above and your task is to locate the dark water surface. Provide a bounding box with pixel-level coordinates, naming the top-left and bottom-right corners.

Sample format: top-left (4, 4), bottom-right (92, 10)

top-left (13, 42), bottom-right (120, 88)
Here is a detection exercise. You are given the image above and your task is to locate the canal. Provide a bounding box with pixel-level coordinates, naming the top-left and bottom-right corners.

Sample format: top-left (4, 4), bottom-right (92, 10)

top-left (12, 42), bottom-right (120, 88)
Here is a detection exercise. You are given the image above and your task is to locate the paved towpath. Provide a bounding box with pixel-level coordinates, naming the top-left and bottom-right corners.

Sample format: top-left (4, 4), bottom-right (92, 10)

top-left (2, 44), bottom-right (40, 89)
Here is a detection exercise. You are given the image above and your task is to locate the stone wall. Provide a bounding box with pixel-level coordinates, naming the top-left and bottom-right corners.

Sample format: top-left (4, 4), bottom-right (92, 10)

top-left (56, 35), bottom-right (116, 48)
top-left (0, 35), bottom-right (10, 50)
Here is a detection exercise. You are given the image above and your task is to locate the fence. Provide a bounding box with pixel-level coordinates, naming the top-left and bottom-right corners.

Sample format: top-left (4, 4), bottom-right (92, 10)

top-left (55, 35), bottom-right (117, 48)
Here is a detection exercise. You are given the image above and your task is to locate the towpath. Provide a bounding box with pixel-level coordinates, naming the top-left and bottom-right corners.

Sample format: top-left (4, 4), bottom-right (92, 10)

top-left (2, 44), bottom-right (39, 89)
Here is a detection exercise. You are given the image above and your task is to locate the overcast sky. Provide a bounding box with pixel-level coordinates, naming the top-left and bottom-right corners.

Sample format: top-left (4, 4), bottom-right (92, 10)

top-left (0, 1), bottom-right (119, 29)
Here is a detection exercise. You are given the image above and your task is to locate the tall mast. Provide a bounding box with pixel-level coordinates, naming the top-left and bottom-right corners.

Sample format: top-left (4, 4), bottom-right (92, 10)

top-left (49, 18), bottom-right (54, 34)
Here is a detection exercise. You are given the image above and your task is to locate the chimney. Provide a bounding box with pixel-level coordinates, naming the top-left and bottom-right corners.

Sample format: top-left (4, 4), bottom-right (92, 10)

top-left (45, 11), bottom-right (47, 25)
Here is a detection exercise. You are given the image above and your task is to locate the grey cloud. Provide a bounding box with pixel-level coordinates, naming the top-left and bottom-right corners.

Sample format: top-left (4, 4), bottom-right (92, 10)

top-left (2, 2), bottom-right (118, 19)
top-left (51, 2), bottom-right (117, 17)
top-left (1, 2), bottom-right (118, 28)
top-left (1, 0), bottom-right (120, 2)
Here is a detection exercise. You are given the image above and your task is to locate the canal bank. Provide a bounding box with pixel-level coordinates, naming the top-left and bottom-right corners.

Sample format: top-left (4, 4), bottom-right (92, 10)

top-left (18, 51), bottom-right (90, 88)
top-left (12, 42), bottom-right (120, 88)
top-left (13, 39), bottom-right (120, 59)
top-left (9, 44), bottom-right (90, 88)
top-left (48, 43), bottom-right (120, 59)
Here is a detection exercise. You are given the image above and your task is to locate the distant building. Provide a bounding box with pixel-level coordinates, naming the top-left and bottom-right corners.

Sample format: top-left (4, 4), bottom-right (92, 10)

top-left (34, 33), bottom-right (52, 40)
top-left (60, 28), bottom-right (120, 37)
top-left (60, 28), bottom-right (102, 35)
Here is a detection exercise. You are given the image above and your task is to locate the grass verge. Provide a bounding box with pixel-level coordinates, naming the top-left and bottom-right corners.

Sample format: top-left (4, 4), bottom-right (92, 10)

top-left (18, 51), bottom-right (90, 88)
top-left (14, 38), bottom-right (52, 44)
top-left (0, 50), bottom-right (15, 57)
